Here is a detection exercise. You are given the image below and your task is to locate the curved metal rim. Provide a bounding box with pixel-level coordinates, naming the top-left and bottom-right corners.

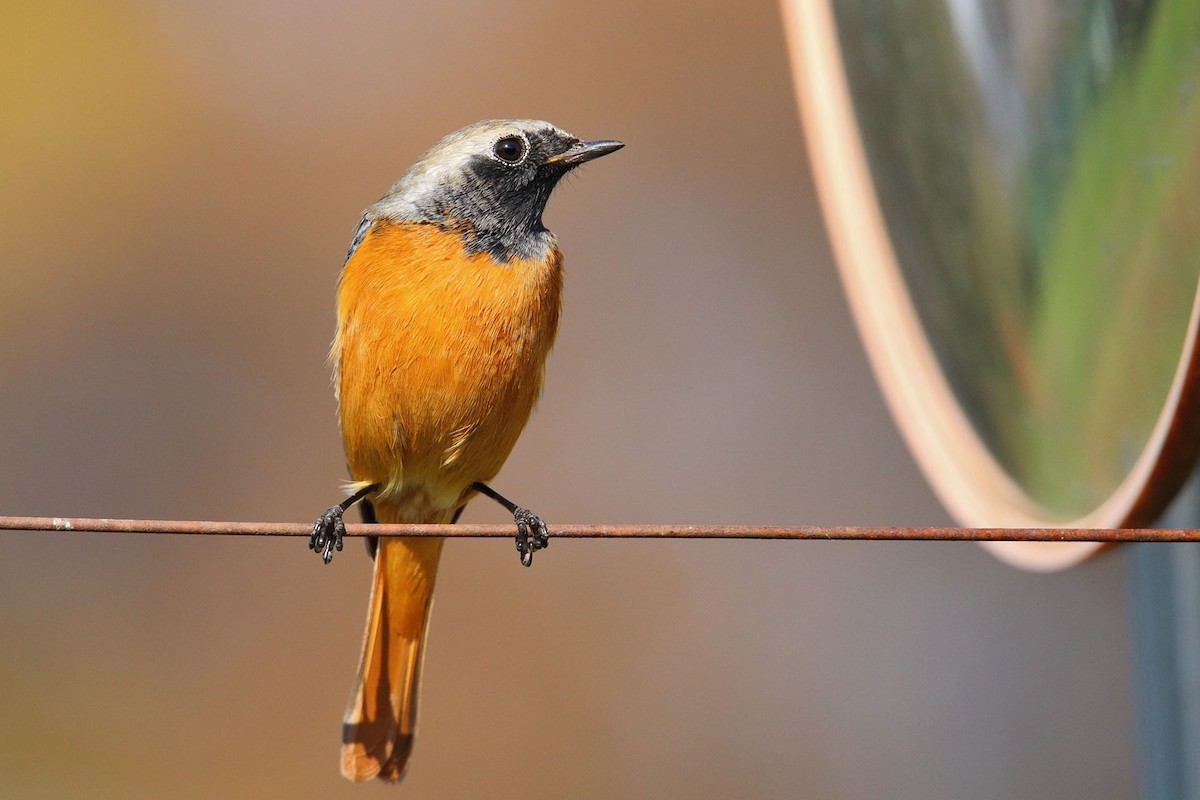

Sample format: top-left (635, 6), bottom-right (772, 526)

top-left (780, 0), bottom-right (1200, 571)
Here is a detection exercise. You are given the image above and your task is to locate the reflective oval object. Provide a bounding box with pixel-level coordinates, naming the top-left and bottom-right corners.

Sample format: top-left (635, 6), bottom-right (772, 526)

top-left (783, 0), bottom-right (1200, 569)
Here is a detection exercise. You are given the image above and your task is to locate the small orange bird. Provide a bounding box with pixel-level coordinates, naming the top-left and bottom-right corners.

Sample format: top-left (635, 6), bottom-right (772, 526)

top-left (308, 120), bottom-right (622, 782)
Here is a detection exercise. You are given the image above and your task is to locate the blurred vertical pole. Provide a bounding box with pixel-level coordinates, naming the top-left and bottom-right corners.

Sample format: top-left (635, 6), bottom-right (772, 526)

top-left (1128, 474), bottom-right (1200, 800)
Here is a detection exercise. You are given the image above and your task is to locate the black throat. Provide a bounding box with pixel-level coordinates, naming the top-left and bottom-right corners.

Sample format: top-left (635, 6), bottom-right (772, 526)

top-left (422, 156), bottom-right (568, 263)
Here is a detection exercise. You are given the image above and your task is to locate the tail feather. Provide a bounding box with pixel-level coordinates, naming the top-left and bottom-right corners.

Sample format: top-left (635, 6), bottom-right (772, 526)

top-left (340, 535), bottom-right (444, 782)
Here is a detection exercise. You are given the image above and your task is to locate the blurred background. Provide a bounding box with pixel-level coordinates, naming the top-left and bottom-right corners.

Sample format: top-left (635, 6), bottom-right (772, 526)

top-left (0, 1), bottom-right (1135, 798)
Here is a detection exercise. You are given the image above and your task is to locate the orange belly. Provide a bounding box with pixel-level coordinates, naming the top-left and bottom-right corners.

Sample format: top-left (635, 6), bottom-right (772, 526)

top-left (332, 220), bottom-right (562, 523)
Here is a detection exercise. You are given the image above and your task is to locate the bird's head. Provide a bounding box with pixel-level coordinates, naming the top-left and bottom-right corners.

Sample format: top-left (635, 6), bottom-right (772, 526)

top-left (368, 119), bottom-right (623, 262)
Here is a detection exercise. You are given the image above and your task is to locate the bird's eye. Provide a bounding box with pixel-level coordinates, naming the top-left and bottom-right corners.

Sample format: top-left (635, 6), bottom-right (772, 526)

top-left (493, 136), bottom-right (527, 164)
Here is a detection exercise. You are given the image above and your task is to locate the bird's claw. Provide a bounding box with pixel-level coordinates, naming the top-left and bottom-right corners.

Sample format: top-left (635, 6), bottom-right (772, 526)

top-left (513, 506), bottom-right (549, 567)
top-left (310, 505), bottom-right (346, 564)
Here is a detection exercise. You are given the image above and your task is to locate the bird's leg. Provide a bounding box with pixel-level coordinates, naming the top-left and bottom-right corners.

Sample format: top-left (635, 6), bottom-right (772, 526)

top-left (360, 498), bottom-right (378, 560)
top-left (310, 483), bottom-right (380, 565)
top-left (470, 482), bottom-right (549, 567)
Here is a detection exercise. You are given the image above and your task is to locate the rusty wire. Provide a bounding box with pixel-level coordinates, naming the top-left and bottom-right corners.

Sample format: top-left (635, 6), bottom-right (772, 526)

top-left (0, 515), bottom-right (1198, 542)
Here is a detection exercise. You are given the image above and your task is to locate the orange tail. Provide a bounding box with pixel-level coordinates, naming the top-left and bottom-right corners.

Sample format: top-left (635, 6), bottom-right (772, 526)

top-left (340, 535), bottom-right (444, 782)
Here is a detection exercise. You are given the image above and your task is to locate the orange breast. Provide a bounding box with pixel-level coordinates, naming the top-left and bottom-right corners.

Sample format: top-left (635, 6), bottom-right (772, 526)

top-left (332, 221), bottom-right (562, 522)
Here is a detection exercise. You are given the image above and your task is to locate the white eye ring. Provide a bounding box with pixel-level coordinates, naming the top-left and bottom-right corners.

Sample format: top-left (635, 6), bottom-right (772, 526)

top-left (492, 133), bottom-right (530, 165)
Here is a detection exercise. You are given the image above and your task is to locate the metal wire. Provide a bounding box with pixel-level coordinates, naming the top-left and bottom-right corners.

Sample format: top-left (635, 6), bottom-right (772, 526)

top-left (1, 515), bottom-right (1198, 541)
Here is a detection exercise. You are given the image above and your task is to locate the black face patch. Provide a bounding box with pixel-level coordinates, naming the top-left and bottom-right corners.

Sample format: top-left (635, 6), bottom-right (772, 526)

top-left (422, 128), bottom-right (582, 262)
top-left (367, 123), bottom-right (607, 264)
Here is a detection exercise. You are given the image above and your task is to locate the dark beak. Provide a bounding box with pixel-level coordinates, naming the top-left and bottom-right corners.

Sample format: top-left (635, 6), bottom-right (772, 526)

top-left (544, 138), bottom-right (625, 167)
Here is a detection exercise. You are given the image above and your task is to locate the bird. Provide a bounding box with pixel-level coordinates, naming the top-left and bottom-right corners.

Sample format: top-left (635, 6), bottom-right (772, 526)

top-left (308, 119), bottom-right (622, 782)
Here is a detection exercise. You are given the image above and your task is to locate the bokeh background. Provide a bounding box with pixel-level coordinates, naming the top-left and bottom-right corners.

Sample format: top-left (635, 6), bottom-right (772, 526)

top-left (0, 2), bottom-right (1134, 798)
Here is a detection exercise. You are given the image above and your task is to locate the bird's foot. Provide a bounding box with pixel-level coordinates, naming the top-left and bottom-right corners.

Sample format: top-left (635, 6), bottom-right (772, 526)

top-left (513, 506), bottom-right (549, 567)
top-left (310, 505), bottom-right (346, 564)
